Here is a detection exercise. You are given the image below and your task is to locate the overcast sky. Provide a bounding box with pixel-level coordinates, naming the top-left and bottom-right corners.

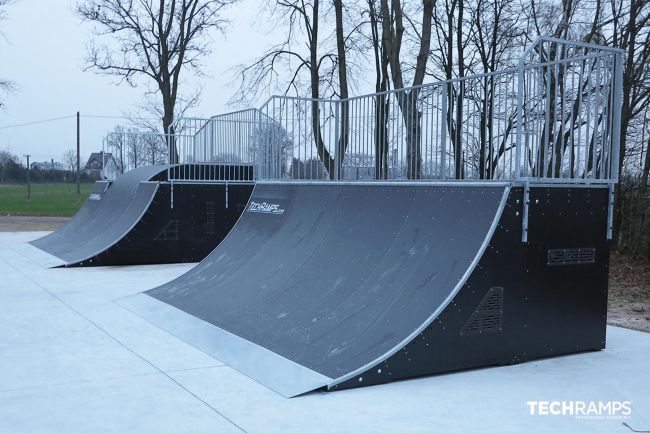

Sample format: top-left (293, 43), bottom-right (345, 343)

top-left (0, 0), bottom-right (275, 164)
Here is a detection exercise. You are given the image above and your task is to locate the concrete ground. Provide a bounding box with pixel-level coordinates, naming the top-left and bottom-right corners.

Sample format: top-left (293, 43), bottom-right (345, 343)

top-left (0, 231), bottom-right (648, 433)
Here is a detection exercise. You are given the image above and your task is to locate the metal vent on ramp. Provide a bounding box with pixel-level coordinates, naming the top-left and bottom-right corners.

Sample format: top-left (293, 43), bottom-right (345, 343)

top-left (206, 201), bottom-right (216, 234)
top-left (155, 220), bottom-right (179, 241)
top-left (461, 287), bottom-right (504, 336)
top-left (547, 248), bottom-right (596, 266)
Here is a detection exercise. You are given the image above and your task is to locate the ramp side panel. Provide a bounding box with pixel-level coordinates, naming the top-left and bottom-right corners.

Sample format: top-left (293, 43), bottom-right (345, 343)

top-left (85, 183), bottom-right (254, 266)
top-left (147, 184), bottom-right (506, 388)
top-left (332, 186), bottom-right (610, 390)
top-left (30, 165), bottom-right (169, 260)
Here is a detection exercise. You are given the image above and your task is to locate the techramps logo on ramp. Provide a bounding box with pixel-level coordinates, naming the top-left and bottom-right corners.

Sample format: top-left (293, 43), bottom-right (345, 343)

top-left (247, 201), bottom-right (286, 215)
top-left (89, 193), bottom-right (103, 201)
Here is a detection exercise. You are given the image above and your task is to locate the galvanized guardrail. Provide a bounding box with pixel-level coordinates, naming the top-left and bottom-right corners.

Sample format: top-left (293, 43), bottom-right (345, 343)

top-left (252, 37), bottom-right (623, 183)
top-left (102, 37), bottom-right (623, 185)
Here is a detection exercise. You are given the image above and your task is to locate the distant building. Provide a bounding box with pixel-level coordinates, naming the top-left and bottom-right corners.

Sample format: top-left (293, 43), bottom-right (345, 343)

top-left (31, 159), bottom-right (66, 171)
top-left (85, 151), bottom-right (119, 180)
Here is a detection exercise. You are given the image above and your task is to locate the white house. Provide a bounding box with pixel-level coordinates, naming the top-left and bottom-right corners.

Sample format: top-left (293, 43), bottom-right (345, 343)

top-left (84, 151), bottom-right (119, 180)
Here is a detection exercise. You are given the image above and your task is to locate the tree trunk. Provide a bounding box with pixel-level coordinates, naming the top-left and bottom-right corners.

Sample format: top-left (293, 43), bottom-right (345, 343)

top-left (308, 0), bottom-right (336, 179)
top-left (380, 0), bottom-right (433, 180)
top-left (334, 0), bottom-right (349, 180)
top-left (369, 0), bottom-right (390, 179)
top-left (642, 136), bottom-right (650, 192)
top-left (454, 0), bottom-right (464, 179)
top-left (399, 91), bottom-right (422, 179)
top-left (163, 97), bottom-right (179, 164)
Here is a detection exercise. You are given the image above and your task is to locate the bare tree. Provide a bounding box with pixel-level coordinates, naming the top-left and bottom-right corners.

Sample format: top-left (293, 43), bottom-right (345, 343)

top-left (124, 90), bottom-right (201, 135)
top-left (126, 132), bottom-right (144, 168)
top-left (469, 0), bottom-right (524, 178)
top-left (599, 0), bottom-right (650, 242)
top-left (107, 125), bottom-right (127, 174)
top-left (334, 0), bottom-right (350, 178)
top-left (364, 0), bottom-right (391, 179)
top-left (380, 0), bottom-right (435, 179)
top-left (63, 149), bottom-right (78, 176)
top-left (0, 0), bottom-right (15, 108)
top-left (233, 1), bottom-right (353, 178)
top-left (0, 150), bottom-right (18, 183)
top-left (77, 0), bottom-right (235, 161)
top-left (140, 134), bottom-right (169, 164)
top-left (232, 1), bottom-right (339, 104)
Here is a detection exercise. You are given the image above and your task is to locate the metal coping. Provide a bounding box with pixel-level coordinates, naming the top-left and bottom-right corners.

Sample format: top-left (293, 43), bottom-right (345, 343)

top-left (254, 180), bottom-right (611, 189)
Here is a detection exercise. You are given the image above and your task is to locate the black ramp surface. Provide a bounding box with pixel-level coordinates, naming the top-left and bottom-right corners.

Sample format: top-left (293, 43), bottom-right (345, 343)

top-left (136, 182), bottom-right (508, 396)
top-left (31, 165), bottom-right (168, 265)
top-left (30, 181), bottom-right (111, 253)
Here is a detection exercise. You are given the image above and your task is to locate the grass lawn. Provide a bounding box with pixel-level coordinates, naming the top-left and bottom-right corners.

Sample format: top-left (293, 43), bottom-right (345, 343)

top-left (0, 183), bottom-right (94, 216)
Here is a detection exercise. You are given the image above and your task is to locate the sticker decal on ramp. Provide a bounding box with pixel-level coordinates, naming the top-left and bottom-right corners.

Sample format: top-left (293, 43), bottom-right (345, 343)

top-left (89, 193), bottom-right (102, 201)
top-left (247, 201), bottom-right (285, 215)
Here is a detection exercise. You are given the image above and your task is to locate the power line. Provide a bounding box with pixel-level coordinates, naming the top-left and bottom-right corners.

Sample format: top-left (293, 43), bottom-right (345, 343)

top-left (0, 115), bottom-right (76, 130)
top-left (81, 114), bottom-right (159, 121)
top-left (0, 114), bottom-right (162, 130)
top-left (80, 114), bottom-right (128, 119)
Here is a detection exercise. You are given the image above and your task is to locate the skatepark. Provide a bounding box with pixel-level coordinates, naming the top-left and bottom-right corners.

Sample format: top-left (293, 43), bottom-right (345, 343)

top-left (0, 229), bottom-right (648, 432)
top-left (1, 35), bottom-right (649, 432)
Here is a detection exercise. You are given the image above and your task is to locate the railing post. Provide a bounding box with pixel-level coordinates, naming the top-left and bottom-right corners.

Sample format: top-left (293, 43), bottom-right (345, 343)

top-left (440, 83), bottom-right (448, 180)
top-left (334, 101), bottom-right (341, 181)
top-left (607, 183), bottom-right (615, 240)
top-left (522, 181), bottom-right (530, 243)
top-left (515, 58), bottom-right (524, 179)
top-left (255, 109), bottom-right (261, 180)
top-left (271, 97), bottom-right (277, 179)
top-left (611, 52), bottom-right (623, 183)
top-left (101, 136), bottom-right (106, 180)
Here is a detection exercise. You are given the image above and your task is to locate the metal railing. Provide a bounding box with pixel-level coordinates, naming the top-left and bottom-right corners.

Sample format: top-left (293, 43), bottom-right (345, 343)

top-left (101, 130), bottom-right (254, 182)
top-left (101, 37), bottom-right (623, 185)
top-left (251, 37), bottom-right (623, 183)
top-left (101, 131), bottom-right (191, 178)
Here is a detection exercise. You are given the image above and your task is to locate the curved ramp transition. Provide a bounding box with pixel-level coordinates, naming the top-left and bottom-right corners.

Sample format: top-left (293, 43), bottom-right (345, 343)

top-left (30, 165), bottom-right (253, 267)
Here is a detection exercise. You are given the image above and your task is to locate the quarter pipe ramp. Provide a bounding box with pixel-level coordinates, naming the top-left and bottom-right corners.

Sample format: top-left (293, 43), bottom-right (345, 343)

top-left (119, 182), bottom-right (609, 396)
top-left (30, 165), bottom-right (254, 267)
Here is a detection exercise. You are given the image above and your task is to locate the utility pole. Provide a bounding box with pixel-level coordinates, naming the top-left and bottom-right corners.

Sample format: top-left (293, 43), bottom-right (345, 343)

top-left (76, 111), bottom-right (81, 202)
top-left (23, 154), bottom-right (31, 199)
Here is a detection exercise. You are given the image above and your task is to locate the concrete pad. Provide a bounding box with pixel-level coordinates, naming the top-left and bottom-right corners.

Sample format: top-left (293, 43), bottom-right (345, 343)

top-left (0, 373), bottom-right (243, 433)
top-left (12, 241), bottom-right (65, 267)
top-left (1, 239), bottom-right (223, 375)
top-left (0, 231), bottom-right (649, 433)
top-left (167, 327), bottom-right (650, 433)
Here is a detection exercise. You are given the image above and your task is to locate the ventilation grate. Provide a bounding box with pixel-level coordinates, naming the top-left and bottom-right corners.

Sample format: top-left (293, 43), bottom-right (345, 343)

top-left (547, 248), bottom-right (596, 266)
top-left (460, 287), bottom-right (504, 336)
top-left (206, 201), bottom-right (215, 234)
top-left (155, 220), bottom-right (179, 241)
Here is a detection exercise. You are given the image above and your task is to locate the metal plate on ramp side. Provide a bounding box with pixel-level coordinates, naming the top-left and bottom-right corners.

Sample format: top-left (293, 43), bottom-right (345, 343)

top-left (142, 183), bottom-right (507, 396)
top-left (116, 293), bottom-right (332, 398)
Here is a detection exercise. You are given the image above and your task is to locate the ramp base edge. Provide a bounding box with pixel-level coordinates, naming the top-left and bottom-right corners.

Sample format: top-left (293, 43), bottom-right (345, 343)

top-left (115, 293), bottom-right (332, 398)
